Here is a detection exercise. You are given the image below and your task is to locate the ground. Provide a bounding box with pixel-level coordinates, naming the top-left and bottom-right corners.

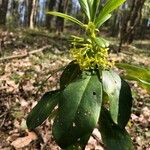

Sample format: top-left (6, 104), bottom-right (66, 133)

top-left (0, 29), bottom-right (150, 150)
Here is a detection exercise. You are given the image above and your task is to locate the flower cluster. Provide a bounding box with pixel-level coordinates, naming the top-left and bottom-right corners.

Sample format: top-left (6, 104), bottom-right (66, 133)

top-left (70, 39), bottom-right (114, 70)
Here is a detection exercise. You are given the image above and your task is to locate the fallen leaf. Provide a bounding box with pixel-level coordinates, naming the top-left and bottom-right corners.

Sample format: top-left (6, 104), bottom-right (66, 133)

top-left (11, 131), bottom-right (37, 149)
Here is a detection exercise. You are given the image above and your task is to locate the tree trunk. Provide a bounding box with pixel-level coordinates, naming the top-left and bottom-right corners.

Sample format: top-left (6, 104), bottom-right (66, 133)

top-left (24, 0), bottom-right (28, 26)
top-left (56, 0), bottom-right (69, 33)
top-left (27, 0), bottom-right (36, 29)
top-left (1, 0), bottom-right (19, 28)
top-left (119, 0), bottom-right (146, 50)
top-left (12, 0), bottom-right (19, 27)
top-left (0, 0), bottom-right (9, 25)
top-left (46, 0), bottom-right (57, 30)
top-left (110, 9), bottom-right (119, 36)
top-left (67, 0), bottom-right (73, 15)
top-left (29, 0), bottom-right (36, 29)
top-left (27, 0), bottom-right (32, 26)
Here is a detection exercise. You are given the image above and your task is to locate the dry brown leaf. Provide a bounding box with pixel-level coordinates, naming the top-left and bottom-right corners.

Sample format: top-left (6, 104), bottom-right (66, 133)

top-left (11, 131), bottom-right (37, 149)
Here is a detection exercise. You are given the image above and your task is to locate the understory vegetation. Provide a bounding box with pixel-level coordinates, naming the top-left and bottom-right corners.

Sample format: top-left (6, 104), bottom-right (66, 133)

top-left (0, 28), bottom-right (149, 150)
top-left (0, 0), bottom-right (150, 149)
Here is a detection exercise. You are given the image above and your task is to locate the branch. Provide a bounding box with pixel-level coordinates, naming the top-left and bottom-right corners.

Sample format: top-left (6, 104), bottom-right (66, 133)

top-left (0, 45), bottom-right (52, 62)
top-left (92, 133), bottom-right (105, 148)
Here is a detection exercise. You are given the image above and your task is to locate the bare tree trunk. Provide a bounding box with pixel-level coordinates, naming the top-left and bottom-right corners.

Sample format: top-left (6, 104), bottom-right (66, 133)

top-left (67, 0), bottom-right (73, 14)
top-left (27, 0), bottom-right (32, 26)
top-left (56, 0), bottom-right (69, 33)
top-left (5, 0), bottom-right (20, 28)
top-left (119, 0), bottom-right (146, 50)
top-left (24, 0), bottom-right (28, 26)
top-left (0, 0), bottom-right (9, 25)
top-left (12, 0), bottom-right (19, 27)
top-left (46, 0), bottom-right (57, 30)
top-left (110, 9), bottom-right (119, 36)
top-left (29, 0), bottom-right (36, 29)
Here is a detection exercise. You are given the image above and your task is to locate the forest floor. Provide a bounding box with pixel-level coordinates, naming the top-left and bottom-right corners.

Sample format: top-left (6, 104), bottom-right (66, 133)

top-left (0, 28), bottom-right (150, 150)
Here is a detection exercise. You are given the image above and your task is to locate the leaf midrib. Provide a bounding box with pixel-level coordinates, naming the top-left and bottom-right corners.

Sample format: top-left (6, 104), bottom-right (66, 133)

top-left (69, 75), bottom-right (92, 127)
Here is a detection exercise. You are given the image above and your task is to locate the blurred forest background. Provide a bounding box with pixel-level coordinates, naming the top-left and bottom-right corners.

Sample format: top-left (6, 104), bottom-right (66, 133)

top-left (0, 0), bottom-right (150, 44)
top-left (0, 0), bottom-right (150, 150)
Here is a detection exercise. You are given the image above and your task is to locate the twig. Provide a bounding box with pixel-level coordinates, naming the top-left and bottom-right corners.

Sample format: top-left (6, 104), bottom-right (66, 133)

top-left (0, 112), bottom-right (7, 128)
top-left (92, 133), bottom-right (105, 148)
top-left (41, 138), bottom-right (51, 150)
top-left (0, 86), bottom-right (7, 91)
top-left (0, 112), bottom-right (7, 118)
top-left (0, 45), bottom-right (52, 62)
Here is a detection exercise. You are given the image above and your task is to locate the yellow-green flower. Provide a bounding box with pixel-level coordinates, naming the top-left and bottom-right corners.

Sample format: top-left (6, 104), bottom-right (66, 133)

top-left (70, 39), bottom-right (114, 70)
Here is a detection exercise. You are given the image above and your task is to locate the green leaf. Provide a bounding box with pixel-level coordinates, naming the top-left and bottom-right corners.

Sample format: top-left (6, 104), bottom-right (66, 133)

top-left (116, 63), bottom-right (150, 93)
top-left (95, 14), bottom-right (112, 27)
top-left (94, 37), bottom-right (109, 47)
top-left (102, 70), bottom-right (132, 128)
top-left (99, 107), bottom-right (134, 150)
top-left (47, 11), bottom-right (84, 27)
top-left (27, 90), bottom-right (60, 130)
top-left (102, 70), bottom-right (121, 124)
top-left (95, 0), bottom-right (126, 27)
top-left (91, 0), bottom-right (101, 21)
top-left (64, 133), bottom-right (91, 150)
top-left (60, 61), bottom-right (81, 89)
top-left (53, 73), bottom-right (102, 148)
top-left (118, 79), bottom-right (132, 127)
top-left (79, 0), bottom-right (91, 21)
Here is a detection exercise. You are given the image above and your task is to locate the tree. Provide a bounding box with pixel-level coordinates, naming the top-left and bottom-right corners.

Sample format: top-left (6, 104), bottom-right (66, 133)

top-left (119, 0), bottom-right (146, 49)
top-left (12, 0), bottom-right (19, 27)
top-left (109, 9), bottom-right (120, 36)
top-left (5, 0), bottom-right (20, 28)
top-left (56, 0), bottom-right (69, 33)
top-left (27, 0), bottom-right (37, 29)
top-left (23, 0), bottom-right (27, 26)
top-left (46, 0), bottom-right (57, 30)
top-left (0, 0), bottom-right (9, 25)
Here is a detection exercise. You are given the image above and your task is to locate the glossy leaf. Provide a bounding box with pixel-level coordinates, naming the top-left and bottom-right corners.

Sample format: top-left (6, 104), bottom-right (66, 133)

top-left (99, 107), bottom-right (134, 150)
top-left (60, 61), bottom-right (81, 89)
top-left (47, 11), bottom-right (84, 27)
top-left (53, 73), bottom-right (102, 148)
top-left (95, 13), bottom-right (111, 27)
top-left (91, 0), bottom-right (101, 21)
top-left (102, 70), bottom-right (132, 128)
top-left (27, 90), bottom-right (60, 130)
top-left (64, 133), bottom-right (91, 150)
top-left (94, 37), bottom-right (109, 48)
top-left (118, 79), bottom-right (132, 127)
top-left (116, 63), bottom-right (150, 93)
top-left (95, 0), bottom-right (126, 27)
top-left (79, 0), bottom-right (101, 22)
top-left (79, 0), bottom-right (91, 21)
